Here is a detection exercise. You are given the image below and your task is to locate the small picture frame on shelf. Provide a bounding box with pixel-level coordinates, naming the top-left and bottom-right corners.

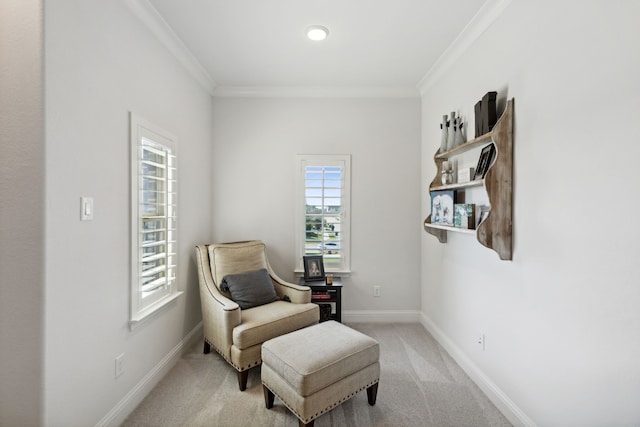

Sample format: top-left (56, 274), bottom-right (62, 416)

top-left (457, 167), bottom-right (475, 183)
top-left (303, 255), bottom-right (325, 281)
top-left (430, 190), bottom-right (455, 226)
top-left (473, 144), bottom-right (496, 180)
top-left (454, 204), bottom-right (476, 229)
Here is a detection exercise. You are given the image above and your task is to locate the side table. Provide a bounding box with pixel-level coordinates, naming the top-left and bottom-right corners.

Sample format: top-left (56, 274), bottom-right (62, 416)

top-left (298, 277), bottom-right (342, 323)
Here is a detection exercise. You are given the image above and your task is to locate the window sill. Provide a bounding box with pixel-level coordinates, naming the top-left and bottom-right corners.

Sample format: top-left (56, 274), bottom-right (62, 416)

top-left (129, 291), bottom-right (183, 331)
top-left (294, 269), bottom-right (351, 278)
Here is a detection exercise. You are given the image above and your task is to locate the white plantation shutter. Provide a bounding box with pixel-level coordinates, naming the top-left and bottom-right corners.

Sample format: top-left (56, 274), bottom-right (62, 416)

top-left (296, 155), bottom-right (351, 273)
top-left (130, 114), bottom-right (181, 325)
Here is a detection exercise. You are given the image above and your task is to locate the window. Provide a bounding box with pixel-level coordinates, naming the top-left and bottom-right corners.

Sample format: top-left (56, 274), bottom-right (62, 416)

top-left (296, 155), bottom-right (351, 274)
top-left (130, 114), bottom-right (181, 325)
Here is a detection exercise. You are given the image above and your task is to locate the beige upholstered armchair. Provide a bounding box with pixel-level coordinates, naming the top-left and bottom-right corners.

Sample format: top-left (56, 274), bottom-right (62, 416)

top-left (195, 240), bottom-right (319, 390)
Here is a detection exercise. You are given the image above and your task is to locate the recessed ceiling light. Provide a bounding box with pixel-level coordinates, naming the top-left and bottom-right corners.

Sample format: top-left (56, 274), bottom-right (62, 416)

top-left (307, 25), bottom-right (329, 41)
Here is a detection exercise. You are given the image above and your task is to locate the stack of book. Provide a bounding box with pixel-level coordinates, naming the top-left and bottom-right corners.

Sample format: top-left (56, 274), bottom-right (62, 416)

top-left (312, 291), bottom-right (332, 300)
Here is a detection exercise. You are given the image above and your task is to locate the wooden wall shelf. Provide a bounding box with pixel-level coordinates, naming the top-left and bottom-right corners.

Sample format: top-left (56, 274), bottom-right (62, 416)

top-left (424, 98), bottom-right (514, 260)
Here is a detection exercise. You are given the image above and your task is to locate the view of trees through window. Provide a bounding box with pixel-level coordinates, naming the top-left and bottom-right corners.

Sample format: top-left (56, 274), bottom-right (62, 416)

top-left (304, 165), bottom-right (342, 268)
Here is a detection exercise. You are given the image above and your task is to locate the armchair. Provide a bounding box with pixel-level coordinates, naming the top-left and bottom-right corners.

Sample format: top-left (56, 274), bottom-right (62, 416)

top-left (195, 240), bottom-right (319, 390)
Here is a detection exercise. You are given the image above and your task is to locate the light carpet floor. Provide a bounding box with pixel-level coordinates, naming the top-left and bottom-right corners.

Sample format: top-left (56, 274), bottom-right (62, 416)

top-left (121, 323), bottom-right (511, 427)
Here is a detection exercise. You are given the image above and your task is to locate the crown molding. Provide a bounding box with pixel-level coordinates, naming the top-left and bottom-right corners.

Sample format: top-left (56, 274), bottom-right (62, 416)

top-left (212, 85), bottom-right (420, 99)
top-left (123, 0), bottom-right (216, 95)
top-left (417, 0), bottom-right (513, 95)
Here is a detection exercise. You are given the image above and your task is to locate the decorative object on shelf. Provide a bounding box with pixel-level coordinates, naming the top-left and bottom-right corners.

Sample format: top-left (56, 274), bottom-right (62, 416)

top-left (454, 204), bottom-right (476, 229)
top-left (475, 91), bottom-right (498, 136)
top-left (430, 190), bottom-right (455, 226)
top-left (474, 100), bottom-right (483, 137)
top-left (455, 117), bottom-right (465, 147)
top-left (441, 160), bottom-right (453, 185)
top-left (303, 255), bottom-right (325, 281)
top-left (440, 115), bottom-right (449, 153)
top-left (325, 274), bottom-right (333, 285)
top-left (457, 167), bottom-right (474, 183)
top-left (447, 111), bottom-right (457, 151)
top-left (473, 144), bottom-right (496, 180)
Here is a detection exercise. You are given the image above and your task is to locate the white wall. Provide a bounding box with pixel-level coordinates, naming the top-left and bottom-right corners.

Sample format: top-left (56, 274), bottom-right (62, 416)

top-left (44, 1), bottom-right (213, 425)
top-left (0, 1), bottom-right (45, 426)
top-left (420, 1), bottom-right (640, 426)
top-left (211, 97), bottom-right (422, 318)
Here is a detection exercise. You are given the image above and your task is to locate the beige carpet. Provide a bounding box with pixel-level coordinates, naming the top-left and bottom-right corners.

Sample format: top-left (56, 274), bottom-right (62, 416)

top-left (121, 323), bottom-right (511, 426)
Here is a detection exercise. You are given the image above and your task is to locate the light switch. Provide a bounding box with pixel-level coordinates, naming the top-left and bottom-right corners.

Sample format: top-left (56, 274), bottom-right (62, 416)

top-left (81, 197), bottom-right (94, 221)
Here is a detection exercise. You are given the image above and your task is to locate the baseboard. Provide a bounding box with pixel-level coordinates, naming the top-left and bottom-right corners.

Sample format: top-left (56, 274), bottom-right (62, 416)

top-left (343, 309), bottom-right (421, 323)
top-left (419, 313), bottom-right (537, 427)
top-left (95, 321), bottom-right (203, 427)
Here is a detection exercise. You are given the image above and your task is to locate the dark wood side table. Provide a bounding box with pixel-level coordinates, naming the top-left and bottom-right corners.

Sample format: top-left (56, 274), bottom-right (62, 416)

top-left (298, 277), bottom-right (342, 323)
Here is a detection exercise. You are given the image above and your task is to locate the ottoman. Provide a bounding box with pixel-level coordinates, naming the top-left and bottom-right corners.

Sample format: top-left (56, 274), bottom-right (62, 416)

top-left (261, 321), bottom-right (380, 427)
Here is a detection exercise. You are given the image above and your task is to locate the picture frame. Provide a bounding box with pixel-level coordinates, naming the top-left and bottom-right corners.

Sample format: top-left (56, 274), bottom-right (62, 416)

top-left (430, 190), bottom-right (455, 226)
top-left (454, 204), bottom-right (476, 229)
top-left (303, 255), bottom-right (325, 281)
top-left (473, 144), bottom-right (496, 180)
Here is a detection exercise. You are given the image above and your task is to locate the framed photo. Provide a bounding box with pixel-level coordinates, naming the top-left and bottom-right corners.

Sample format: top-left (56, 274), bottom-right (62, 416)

top-left (473, 144), bottom-right (496, 180)
top-left (454, 204), bottom-right (476, 229)
top-left (303, 255), bottom-right (325, 281)
top-left (430, 190), bottom-right (455, 226)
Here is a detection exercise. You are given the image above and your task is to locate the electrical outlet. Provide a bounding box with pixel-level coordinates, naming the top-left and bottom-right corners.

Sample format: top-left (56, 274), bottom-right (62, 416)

top-left (373, 286), bottom-right (381, 297)
top-left (115, 353), bottom-right (125, 378)
top-left (478, 333), bottom-right (485, 351)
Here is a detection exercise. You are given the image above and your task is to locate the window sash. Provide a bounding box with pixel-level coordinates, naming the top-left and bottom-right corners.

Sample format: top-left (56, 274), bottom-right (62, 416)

top-left (296, 155), bottom-right (351, 273)
top-left (130, 114), bottom-right (180, 326)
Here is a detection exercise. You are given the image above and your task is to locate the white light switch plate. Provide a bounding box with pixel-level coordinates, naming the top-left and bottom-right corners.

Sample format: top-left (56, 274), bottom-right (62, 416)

top-left (81, 197), bottom-right (94, 221)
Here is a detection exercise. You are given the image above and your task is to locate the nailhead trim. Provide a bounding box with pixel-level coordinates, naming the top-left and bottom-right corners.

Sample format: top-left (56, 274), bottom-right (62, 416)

top-left (263, 378), bottom-right (379, 424)
top-left (204, 339), bottom-right (261, 372)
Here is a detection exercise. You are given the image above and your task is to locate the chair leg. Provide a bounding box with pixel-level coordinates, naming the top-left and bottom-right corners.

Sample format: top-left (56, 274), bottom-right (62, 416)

top-left (367, 382), bottom-right (379, 405)
top-left (237, 370), bottom-right (249, 391)
top-left (263, 385), bottom-right (274, 409)
top-left (203, 341), bottom-right (211, 354)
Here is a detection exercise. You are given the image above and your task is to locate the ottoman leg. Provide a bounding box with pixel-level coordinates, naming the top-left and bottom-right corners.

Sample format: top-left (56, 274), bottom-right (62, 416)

top-left (367, 382), bottom-right (379, 405)
top-left (263, 385), bottom-right (274, 409)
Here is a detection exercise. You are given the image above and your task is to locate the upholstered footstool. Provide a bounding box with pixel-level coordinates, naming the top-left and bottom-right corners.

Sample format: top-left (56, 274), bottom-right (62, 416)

top-left (261, 321), bottom-right (380, 427)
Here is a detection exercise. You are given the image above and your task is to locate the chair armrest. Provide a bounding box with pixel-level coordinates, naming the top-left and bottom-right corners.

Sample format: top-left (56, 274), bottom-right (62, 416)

top-left (273, 280), bottom-right (312, 304)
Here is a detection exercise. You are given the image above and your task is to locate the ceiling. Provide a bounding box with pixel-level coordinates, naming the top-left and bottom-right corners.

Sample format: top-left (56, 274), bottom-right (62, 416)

top-left (144, 0), bottom-right (488, 96)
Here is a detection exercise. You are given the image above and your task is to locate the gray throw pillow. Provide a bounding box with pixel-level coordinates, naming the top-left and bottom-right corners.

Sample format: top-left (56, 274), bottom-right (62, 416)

top-left (220, 268), bottom-right (278, 309)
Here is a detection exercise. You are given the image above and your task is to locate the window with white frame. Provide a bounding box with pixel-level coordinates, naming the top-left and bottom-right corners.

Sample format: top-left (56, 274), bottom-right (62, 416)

top-left (130, 113), bottom-right (181, 325)
top-left (296, 155), bottom-right (351, 274)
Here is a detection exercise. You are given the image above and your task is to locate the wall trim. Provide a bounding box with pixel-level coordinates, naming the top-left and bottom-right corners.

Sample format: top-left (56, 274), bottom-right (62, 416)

top-left (122, 0), bottom-right (216, 95)
top-left (419, 313), bottom-right (537, 427)
top-left (417, 0), bottom-right (513, 95)
top-left (95, 321), bottom-right (203, 427)
top-left (212, 85), bottom-right (420, 99)
top-left (344, 310), bottom-right (421, 323)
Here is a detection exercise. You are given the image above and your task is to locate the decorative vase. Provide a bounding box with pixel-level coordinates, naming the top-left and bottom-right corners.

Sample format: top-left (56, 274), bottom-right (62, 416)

top-left (440, 115), bottom-right (448, 153)
top-left (441, 160), bottom-right (453, 185)
top-left (447, 112), bottom-right (457, 151)
top-left (455, 120), bottom-right (465, 146)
